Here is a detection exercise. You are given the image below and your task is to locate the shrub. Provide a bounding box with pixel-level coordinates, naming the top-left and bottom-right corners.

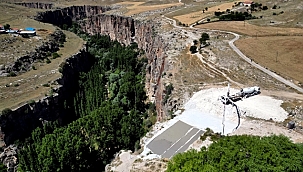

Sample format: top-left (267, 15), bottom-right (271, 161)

top-left (14, 83), bottom-right (19, 87)
top-left (1, 108), bottom-right (12, 116)
top-left (45, 58), bottom-right (51, 64)
top-left (28, 100), bottom-right (35, 105)
top-left (262, 6), bottom-right (268, 10)
top-left (52, 52), bottom-right (60, 59)
top-left (58, 68), bottom-right (63, 73)
top-left (42, 83), bottom-right (50, 87)
top-left (8, 72), bottom-right (17, 77)
top-left (3, 24), bottom-right (10, 30)
top-left (189, 45), bottom-right (197, 54)
top-left (32, 66), bottom-right (37, 70)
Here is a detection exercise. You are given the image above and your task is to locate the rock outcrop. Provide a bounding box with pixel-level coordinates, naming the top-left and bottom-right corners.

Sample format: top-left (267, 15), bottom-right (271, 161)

top-left (0, 145), bottom-right (18, 172)
top-left (15, 2), bottom-right (53, 9)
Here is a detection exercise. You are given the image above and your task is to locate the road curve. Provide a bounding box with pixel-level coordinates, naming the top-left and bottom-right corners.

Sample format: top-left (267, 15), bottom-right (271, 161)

top-left (164, 16), bottom-right (303, 94)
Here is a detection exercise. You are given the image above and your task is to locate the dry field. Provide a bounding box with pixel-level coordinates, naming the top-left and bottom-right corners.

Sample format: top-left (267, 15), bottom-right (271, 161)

top-left (195, 20), bottom-right (303, 86)
top-left (173, 1), bottom-right (237, 25)
top-left (116, 1), bottom-right (183, 16)
top-left (235, 36), bottom-right (303, 85)
top-left (195, 21), bottom-right (303, 36)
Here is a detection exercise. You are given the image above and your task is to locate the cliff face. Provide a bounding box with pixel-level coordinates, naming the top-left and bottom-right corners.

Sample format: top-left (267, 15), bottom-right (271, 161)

top-left (80, 14), bottom-right (167, 120)
top-left (0, 45), bottom-right (94, 146)
top-left (0, 5), bottom-right (167, 146)
top-left (36, 7), bottom-right (167, 120)
top-left (35, 6), bottom-right (112, 27)
top-left (15, 2), bottom-right (53, 9)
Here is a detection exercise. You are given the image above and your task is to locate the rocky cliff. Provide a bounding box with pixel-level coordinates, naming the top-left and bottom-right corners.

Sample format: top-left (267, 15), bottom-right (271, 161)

top-left (35, 5), bottom-right (112, 28)
top-left (80, 14), bottom-right (167, 120)
top-left (0, 44), bottom-right (94, 146)
top-left (14, 2), bottom-right (53, 9)
top-left (36, 7), bottom-right (168, 120)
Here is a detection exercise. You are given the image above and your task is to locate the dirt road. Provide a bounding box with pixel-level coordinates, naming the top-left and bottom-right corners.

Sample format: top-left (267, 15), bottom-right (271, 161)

top-left (167, 16), bottom-right (303, 94)
top-left (228, 33), bottom-right (303, 94)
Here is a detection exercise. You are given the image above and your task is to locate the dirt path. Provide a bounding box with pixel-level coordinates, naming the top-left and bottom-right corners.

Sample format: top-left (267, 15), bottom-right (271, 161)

top-left (167, 17), bottom-right (303, 94)
top-left (227, 32), bottom-right (303, 94)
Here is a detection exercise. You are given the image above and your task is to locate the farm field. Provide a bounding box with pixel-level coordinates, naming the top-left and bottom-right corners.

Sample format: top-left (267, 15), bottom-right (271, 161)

top-left (235, 36), bottom-right (303, 85)
top-left (195, 20), bottom-right (303, 86)
top-left (116, 1), bottom-right (183, 16)
top-left (173, 1), bottom-right (236, 25)
top-left (195, 21), bottom-right (303, 36)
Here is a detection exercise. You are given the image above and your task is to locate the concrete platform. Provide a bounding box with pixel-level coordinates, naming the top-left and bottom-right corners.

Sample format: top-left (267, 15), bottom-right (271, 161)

top-left (146, 120), bottom-right (204, 158)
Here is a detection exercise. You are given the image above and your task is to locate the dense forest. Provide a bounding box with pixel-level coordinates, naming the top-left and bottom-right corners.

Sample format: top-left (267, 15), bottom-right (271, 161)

top-left (17, 24), bottom-right (153, 171)
top-left (167, 135), bottom-right (303, 172)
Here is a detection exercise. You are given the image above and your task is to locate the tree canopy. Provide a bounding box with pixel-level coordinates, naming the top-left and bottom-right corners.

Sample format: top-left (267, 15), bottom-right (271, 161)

top-left (17, 25), bottom-right (150, 172)
top-left (167, 135), bottom-right (303, 172)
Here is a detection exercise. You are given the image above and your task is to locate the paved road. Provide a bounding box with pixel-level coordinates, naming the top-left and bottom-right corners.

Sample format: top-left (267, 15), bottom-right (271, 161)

top-left (164, 16), bottom-right (303, 94)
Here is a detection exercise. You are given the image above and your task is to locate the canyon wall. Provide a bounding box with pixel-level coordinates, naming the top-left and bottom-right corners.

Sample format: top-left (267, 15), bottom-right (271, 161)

top-left (36, 7), bottom-right (168, 120)
top-left (14, 2), bottom-right (53, 9)
top-left (0, 44), bottom-right (94, 146)
top-left (35, 5), bottom-right (112, 27)
top-left (0, 4), bottom-right (168, 146)
top-left (80, 14), bottom-right (167, 120)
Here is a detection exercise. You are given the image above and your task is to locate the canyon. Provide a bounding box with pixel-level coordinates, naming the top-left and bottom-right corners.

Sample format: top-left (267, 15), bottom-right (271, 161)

top-left (0, 4), bottom-right (168, 147)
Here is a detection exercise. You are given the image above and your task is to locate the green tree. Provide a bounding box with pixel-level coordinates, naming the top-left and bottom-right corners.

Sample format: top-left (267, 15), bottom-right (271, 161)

top-left (167, 135), bottom-right (303, 172)
top-left (189, 45), bottom-right (197, 54)
top-left (3, 24), bottom-right (10, 30)
top-left (199, 32), bottom-right (210, 45)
